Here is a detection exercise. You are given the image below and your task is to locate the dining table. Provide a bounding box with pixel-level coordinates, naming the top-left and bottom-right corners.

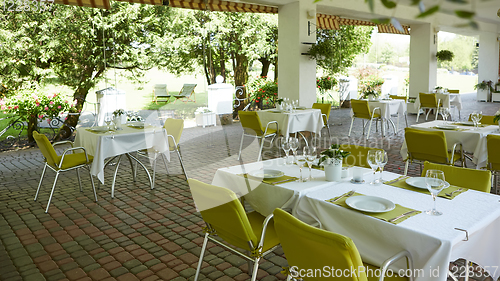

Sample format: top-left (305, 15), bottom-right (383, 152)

top-left (212, 159), bottom-right (500, 281)
top-left (367, 99), bottom-right (407, 132)
top-left (256, 108), bottom-right (324, 137)
top-left (74, 123), bottom-right (170, 197)
top-left (400, 120), bottom-right (499, 168)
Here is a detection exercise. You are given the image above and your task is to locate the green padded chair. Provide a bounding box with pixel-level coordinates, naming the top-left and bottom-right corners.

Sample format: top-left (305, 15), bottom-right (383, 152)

top-left (348, 99), bottom-right (382, 140)
top-left (416, 93), bottom-right (441, 122)
top-left (404, 128), bottom-right (464, 175)
top-left (238, 111), bottom-right (278, 161)
top-left (468, 114), bottom-right (496, 125)
top-left (312, 103), bottom-right (332, 140)
top-left (421, 161), bottom-right (491, 193)
top-left (487, 135), bottom-right (500, 194)
top-left (273, 208), bottom-right (413, 281)
top-left (33, 131), bottom-right (97, 213)
top-left (339, 144), bottom-right (384, 169)
top-left (188, 179), bottom-right (280, 281)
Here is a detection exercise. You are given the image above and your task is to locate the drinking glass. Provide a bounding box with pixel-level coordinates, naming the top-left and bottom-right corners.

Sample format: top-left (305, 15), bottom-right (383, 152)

top-left (104, 116), bottom-right (112, 131)
top-left (280, 137), bottom-right (292, 165)
top-left (376, 151), bottom-right (388, 182)
top-left (295, 152), bottom-right (307, 183)
top-left (425, 169), bottom-right (446, 216)
top-left (471, 111), bottom-right (482, 130)
top-left (477, 111), bottom-right (483, 129)
top-left (289, 137), bottom-right (299, 161)
top-left (367, 150), bottom-right (380, 185)
top-left (303, 146), bottom-right (317, 181)
top-left (440, 108), bottom-right (450, 122)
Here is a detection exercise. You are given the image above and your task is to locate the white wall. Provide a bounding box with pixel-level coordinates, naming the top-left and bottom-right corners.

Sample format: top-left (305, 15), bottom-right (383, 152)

top-left (409, 23), bottom-right (437, 98)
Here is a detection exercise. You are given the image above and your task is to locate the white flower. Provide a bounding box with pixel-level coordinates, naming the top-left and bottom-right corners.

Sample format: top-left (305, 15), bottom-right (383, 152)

top-left (495, 109), bottom-right (500, 116)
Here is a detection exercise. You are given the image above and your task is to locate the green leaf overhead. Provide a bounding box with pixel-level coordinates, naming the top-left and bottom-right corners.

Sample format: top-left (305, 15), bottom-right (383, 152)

top-left (417, 5), bottom-right (440, 18)
top-left (455, 10), bottom-right (475, 19)
top-left (371, 17), bottom-right (391, 24)
top-left (365, 0), bottom-right (375, 12)
top-left (381, 0), bottom-right (397, 9)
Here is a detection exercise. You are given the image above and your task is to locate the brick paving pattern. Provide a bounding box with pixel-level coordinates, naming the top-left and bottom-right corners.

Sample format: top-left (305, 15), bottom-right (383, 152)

top-left (0, 93), bottom-right (499, 281)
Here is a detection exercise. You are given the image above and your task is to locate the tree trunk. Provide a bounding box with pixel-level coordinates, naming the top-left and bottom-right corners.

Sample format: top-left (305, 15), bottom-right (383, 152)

top-left (54, 87), bottom-right (89, 141)
top-left (259, 58), bottom-right (271, 78)
top-left (274, 60), bottom-right (278, 81)
top-left (234, 54), bottom-right (248, 87)
top-left (27, 115), bottom-right (38, 143)
top-left (202, 37), bottom-right (211, 86)
top-left (220, 45), bottom-right (226, 82)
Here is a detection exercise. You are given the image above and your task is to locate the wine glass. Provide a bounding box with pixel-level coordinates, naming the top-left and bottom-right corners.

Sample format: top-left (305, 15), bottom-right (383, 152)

top-left (295, 152), bottom-right (307, 183)
top-left (471, 111), bottom-right (482, 130)
top-left (104, 116), bottom-right (112, 131)
top-left (280, 137), bottom-right (292, 165)
top-left (304, 146), bottom-right (317, 181)
top-left (367, 150), bottom-right (380, 185)
top-left (289, 137), bottom-right (299, 161)
top-left (376, 151), bottom-right (388, 182)
top-left (425, 170), bottom-right (446, 216)
top-left (477, 111), bottom-right (483, 129)
top-left (440, 108), bottom-right (450, 123)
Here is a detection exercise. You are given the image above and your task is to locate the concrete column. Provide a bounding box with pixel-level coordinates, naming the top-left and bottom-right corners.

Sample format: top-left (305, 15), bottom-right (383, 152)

top-left (277, 0), bottom-right (316, 107)
top-left (409, 23), bottom-right (437, 98)
top-left (478, 31), bottom-right (500, 97)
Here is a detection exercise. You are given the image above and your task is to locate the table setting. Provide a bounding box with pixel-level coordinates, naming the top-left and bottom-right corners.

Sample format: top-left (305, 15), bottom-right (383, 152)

top-left (256, 105), bottom-right (323, 137)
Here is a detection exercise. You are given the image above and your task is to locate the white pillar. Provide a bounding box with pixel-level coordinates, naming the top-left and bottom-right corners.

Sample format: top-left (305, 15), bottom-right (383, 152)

top-left (409, 23), bottom-right (437, 98)
top-left (278, 0), bottom-right (316, 107)
top-left (478, 31), bottom-right (499, 101)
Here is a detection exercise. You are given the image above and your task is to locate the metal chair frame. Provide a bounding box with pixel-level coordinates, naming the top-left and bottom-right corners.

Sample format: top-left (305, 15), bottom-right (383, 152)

top-left (416, 93), bottom-right (442, 122)
top-left (404, 141), bottom-right (464, 175)
top-left (238, 120), bottom-right (278, 162)
top-left (34, 141), bottom-right (97, 213)
top-left (348, 105), bottom-right (382, 140)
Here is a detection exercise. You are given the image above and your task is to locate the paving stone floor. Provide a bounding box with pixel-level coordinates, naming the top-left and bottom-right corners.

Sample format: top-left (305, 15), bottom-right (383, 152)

top-left (1, 93), bottom-right (499, 281)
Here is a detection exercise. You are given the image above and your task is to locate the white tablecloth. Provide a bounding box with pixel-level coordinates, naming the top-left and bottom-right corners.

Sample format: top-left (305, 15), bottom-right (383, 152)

top-left (257, 109), bottom-right (324, 136)
top-left (211, 158), bottom-right (334, 216)
top-left (294, 172), bottom-right (500, 281)
top-left (415, 93), bottom-right (462, 111)
top-left (400, 120), bottom-right (498, 168)
top-left (74, 125), bottom-right (170, 184)
top-left (368, 99), bottom-right (407, 120)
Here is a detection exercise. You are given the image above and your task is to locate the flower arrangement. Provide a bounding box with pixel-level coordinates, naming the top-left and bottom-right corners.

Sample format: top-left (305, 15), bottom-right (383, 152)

top-left (247, 76), bottom-right (278, 108)
top-left (474, 80), bottom-right (494, 92)
top-left (195, 107), bottom-right (212, 114)
top-left (113, 109), bottom-right (125, 117)
top-left (319, 144), bottom-right (351, 165)
top-left (436, 50), bottom-right (454, 62)
top-left (316, 76), bottom-right (337, 94)
top-left (0, 91), bottom-right (74, 122)
top-left (359, 77), bottom-right (384, 99)
top-left (493, 109), bottom-right (500, 124)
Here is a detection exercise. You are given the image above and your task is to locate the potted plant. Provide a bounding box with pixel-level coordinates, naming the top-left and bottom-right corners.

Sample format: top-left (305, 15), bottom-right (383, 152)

top-left (493, 109), bottom-right (500, 128)
top-left (474, 80), bottom-right (494, 102)
top-left (319, 144), bottom-right (350, 182)
top-left (436, 50), bottom-right (454, 62)
top-left (112, 109), bottom-right (125, 129)
top-left (361, 89), bottom-right (380, 101)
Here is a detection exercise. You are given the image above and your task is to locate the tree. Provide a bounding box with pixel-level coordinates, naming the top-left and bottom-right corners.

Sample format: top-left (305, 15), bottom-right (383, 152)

top-left (0, 3), bottom-right (176, 141)
top-left (309, 26), bottom-right (373, 75)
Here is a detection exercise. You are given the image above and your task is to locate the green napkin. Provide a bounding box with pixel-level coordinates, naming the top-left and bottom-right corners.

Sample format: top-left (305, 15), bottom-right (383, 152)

top-left (326, 192), bottom-right (421, 225)
top-left (451, 122), bottom-right (488, 127)
top-left (239, 174), bottom-right (298, 185)
top-left (312, 165), bottom-right (324, 171)
top-left (431, 126), bottom-right (468, 131)
top-left (386, 176), bottom-right (467, 199)
top-left (86, 128), bottom-right (111, 134)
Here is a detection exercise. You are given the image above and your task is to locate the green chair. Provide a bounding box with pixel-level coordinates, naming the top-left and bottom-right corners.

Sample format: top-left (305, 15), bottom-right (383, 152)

top-left (339, 144), bottom-right (384, 169)
top-left (388, 95), bottom-right (409, 127)
top-left (152, 84), bottom-right (170, 104)
top-left (416, 93), bottom-right (441, 122)
top-left (273, 208), bottom-right (413, 281)
top-left (421, 161), bottom-right (491, 193)
top-left (173, 83), bottom-right (197, 103)
top-left (348, 99), bottom-right (382, 140)
top-left (468, 114), bottom-right (496, 125)
top-left (404, 128), bottom-right (464, 175)
top-left (487, 135), bottom-right (500, 194)
top-left (188, 179), bottom-right (280, 281)
top-left (238, 111), bottom-right (278, 161)
top-left (312, 103), bottom-right (332, 140)
top-left (136, 118), bottom-right (188, 189)
top-left (33, 131), bottom-right (97, 213)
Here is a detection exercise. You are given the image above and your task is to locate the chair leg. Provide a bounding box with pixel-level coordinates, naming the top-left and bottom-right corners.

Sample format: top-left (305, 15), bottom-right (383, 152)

top-left (258, 137), bottom-right (265, 162)
top-left (152, 154), bottom-right (157, 190)
top-left (416, 107), bottom-right (421, 122)
top-left (326, 124), bottom-right (331, 142)
top-left (194, 233), bottom-right (209, 281)
top-left (88, 166), bottom-right (98, 202)
top-left (45, 171), bottom-right (60, 213)
top-left (348, 117), bottom-right (354, 137)
top-left (404, 160), bottom-right (409, 176)
top-left (111, 155), bottom-right (122, 199)
top-left (366, 119), bottom-right (374, 140)
top-left (250, 257), bottom-right (261, 281)
top-left (238, 133), bottom-right (245, 160)
top-left (176, 148), bottom-right (188, 179)
top-left (76, 168), bottom-right (83, 192)
top-left (161, 153), bottom-right (169, 175)
top-left (35, 164), bottom-right (47, 201)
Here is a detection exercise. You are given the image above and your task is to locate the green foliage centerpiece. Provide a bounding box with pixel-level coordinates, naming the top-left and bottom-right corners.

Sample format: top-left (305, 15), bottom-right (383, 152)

top-left (247, 76), bottom-right (279, 110)
top-left (436, 50), bottom-right (454, 62)
top-left (319, 144), bottom-right (351, 182)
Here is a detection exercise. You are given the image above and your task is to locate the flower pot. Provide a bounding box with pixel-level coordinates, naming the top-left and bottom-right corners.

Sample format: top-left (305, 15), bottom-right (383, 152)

top-left (369, 96), bottom-right (376, 101)
top-left (324, 159), bottom-right (342, 182)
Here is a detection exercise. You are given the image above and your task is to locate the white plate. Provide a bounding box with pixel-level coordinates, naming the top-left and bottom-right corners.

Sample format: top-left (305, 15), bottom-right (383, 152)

top-left (294, 106), bottom-right (306, 110)
top-left (435, 125), bottom-right (458, 130)
top-left (248, 169), bottom-right (284, 179)
top-left (88, 126), bottom-right (109, 132)
top-left (405, 177), bottom-right (450, 190)
top-left (458, 121), bottom-right (475, 126)
top-left (270, 110), bottom-right (283, 113)
top-left (128, 122), bottom-right (145, 128)
top-left (345, 196), bottom-right (395, 213)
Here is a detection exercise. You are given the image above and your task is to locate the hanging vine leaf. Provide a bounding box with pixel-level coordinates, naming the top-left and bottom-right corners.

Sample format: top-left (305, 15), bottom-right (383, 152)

top-left (417, 5), bottom-right (439, 18)
top-left (371, 17), bottom-right (391, 24)
top-left (365, 0), bottom-right (375, 12)
top-left (446, 0), bottom-right (468, 3)
top-left (381, 0), bottom-right (397, 9)
top-left (455, 10), bottom-right (475, 19)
